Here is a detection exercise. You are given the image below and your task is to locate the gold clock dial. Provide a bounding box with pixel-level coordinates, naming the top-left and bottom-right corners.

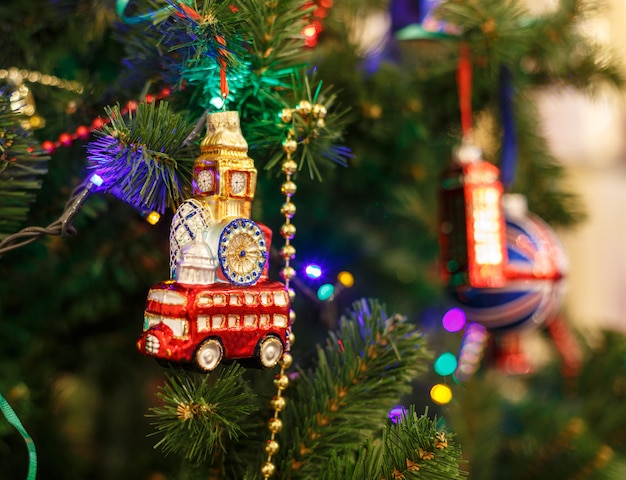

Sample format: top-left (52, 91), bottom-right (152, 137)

top-left (196, 169), bottom-right (214, 194)
top-left (230, 171), bottom-right (247, 195)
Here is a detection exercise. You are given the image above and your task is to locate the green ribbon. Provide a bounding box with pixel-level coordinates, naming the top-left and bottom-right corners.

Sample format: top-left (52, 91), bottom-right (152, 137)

top-left (0, 392), bottom-right (36, 480)
top-left (116, 0), bottom-right (193, 24)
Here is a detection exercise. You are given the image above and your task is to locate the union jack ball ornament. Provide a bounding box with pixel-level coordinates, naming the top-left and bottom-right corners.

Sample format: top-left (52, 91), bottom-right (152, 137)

top-left (448, 194), bottom-right (568, 332)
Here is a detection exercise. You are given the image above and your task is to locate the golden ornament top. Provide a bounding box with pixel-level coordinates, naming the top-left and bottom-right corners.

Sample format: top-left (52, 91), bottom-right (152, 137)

top-left (201, 110), bottom-right (248, 152)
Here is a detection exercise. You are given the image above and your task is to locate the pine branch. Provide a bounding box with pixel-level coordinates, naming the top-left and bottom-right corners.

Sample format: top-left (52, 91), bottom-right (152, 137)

top-left (322, 407), bottom-right (466, 480)
top-left (244, 72), bottom-right (352, 180)
top-left (148, 363), bottom-right (259, 465)
top-left (277, 299), bottom-right (434, 479)
top-left (86, 100), bottom-right (197, 212)
top-left (0, 89), bottom-right (49, 239)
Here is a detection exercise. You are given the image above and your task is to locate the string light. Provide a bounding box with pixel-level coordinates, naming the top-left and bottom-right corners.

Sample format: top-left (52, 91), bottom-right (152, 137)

top-left (442, 308), bottom-right (466, 332)
top-left (337, 270), bottom-right (354, 288)
top-left (317, 283), bottom-right (334, 301)
top-left (40, 88), bottom-right (170, 154)
top-left (434, 352), bottom-right (458, 377)
top-left (305, 264), bottom-right (322, 279)
top-left (389, 405), bottom-right (407, 424)
top-left (430, 384), bottom-right (453, 405)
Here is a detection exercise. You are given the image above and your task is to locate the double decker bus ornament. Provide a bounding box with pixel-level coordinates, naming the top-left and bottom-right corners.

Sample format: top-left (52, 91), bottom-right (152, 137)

top-left (439, 142), bottom-right (507, 289)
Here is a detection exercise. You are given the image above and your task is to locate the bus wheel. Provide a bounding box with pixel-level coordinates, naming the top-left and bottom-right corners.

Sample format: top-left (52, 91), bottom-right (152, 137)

top-left (195, 338), bottom-right (223, 372)
top-left (258, 336), bottom-right (283, 368)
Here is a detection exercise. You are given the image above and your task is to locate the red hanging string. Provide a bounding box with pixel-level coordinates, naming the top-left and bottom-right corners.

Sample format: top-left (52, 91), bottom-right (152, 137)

top-left (216, 35), bottom-right (229, 100)
top-left (457, 43), bottom-right (473, 139)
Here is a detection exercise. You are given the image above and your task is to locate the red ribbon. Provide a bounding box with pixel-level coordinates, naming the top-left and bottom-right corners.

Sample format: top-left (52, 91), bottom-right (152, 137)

top-left (457, 43), bottom-right (473, 138)
top-left (216, 35), bottom-right (229, 100)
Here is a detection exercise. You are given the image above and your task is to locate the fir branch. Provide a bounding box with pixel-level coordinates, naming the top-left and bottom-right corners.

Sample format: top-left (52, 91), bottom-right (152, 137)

top-left (321, 407), bottom-right (466, 480)
top-left (148, 363), bottom-right (259, 464)
top-left (0, 89), bottom-right (49, 239)
top-left (86, 100), bottom-right (196, 212)
top-left (245, 72), bottom-right (352, 180)
top-left (278, 299), bottom-right (434, 479)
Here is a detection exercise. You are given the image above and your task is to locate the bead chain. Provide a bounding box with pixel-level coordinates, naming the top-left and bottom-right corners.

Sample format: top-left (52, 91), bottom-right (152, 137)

top-left (0, 67), bottom-right (84, 94)
top-left (261, 118), bottom-right (299, 478)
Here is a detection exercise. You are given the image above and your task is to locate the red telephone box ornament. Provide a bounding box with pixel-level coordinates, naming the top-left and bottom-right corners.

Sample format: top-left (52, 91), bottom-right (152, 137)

top-left (439, 142), bottom-right (507, 289)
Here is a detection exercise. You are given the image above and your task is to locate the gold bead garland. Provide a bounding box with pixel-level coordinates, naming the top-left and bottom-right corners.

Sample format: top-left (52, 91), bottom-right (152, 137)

top-left (0, 67), bottom-right (84, 94)
top-left (261, 118), bottom-right (299, 479)
top-left (261, 99), bottom-right (327, 478)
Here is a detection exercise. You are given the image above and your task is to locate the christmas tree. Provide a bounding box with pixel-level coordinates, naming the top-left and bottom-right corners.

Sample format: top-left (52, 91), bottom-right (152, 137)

top-left (1, 0), bottom-right (625, 479)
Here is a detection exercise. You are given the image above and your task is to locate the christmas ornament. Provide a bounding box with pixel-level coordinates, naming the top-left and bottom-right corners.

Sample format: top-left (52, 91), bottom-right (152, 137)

top-left (439, 141), bottom-right (508, 289)
top-left (137, 111), bottom-right (291, 371)
top-left (448, 194), bottom-right (567, 331)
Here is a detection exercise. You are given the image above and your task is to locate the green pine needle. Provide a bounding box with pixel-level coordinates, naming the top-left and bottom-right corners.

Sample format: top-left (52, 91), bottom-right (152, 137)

top-left (278, 299), bottom-right (434, 479)
top-left (0, 90), bottom-right (49, 239)
top-left (148, 363), bottom-right (259, 464)
top-left (322, 407), bottom-right (467, 480)
top-left (86, 100), bottom-right (197, 212)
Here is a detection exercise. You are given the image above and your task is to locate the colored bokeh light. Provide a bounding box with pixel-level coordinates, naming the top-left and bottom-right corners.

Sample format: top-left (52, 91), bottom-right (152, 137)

top-left (337, 271), bottom-right (354, 288)
top-left (430, 384), bottom-right (453, 405)
top-left (305, 264), bottom-right (322, 279)
top-left (89, 173), bottom-right (103, 187)
top-left (146, 211), bottom-right (161, 225)
top-left (442, 308), bottom-right (466, 332)
top-left (317, 283), bottom-right (335, 301)
top-left (434, 352), bottom-right (458, 376)
top-left (389, 405), bottom-right (407, 424)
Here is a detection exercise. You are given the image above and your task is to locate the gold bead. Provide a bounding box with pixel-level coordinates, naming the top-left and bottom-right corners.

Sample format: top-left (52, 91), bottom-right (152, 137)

top-left (281, 180), bottom-right (297, 195)
top-left (280, 352), bottom-right (293, 368)
top-left (281, 159), bottom-right (297, 175)
top-left (265, 439), bottom-right (280, 455)
top-left (283, 138), bottom-right (298, 154)
top-left (313, 103), bottom-right (327, 118)
top-left (274, 374), bottom-right (290, 391)
top-left (287, 287), bottom-right (296, 300)
top-left (280, 223), bottom-right (296, 240)
top-left (280, 244), bottom-right (296, 260)
top-left (268, 417), bottom-right (283, 433)
top-left (280, 266), bottom-right (296, 281)
top-left (316, 118), bottom-right (325, 128)
top-left (261, 461), bottom-right (276, 477)
top-left (289, 309), bottom-right (296, 323)
top-left (289, 332), bottom-right (296, 346)
top-left (281, 201), bottom-right (296, 218)
top-left (270, 395), bottom-right (287, 412)
top-left (297, 100), bottom-right (312, 115)
top-left (280, 108), bottom-right (293, 124)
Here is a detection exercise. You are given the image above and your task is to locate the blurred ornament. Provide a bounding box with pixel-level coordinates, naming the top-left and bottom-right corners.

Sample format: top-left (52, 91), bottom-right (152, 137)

top-left (448, 194), bottom-right (568, 331)
top-left (439, 142), bottom-right (508, 289)
top-left (494, 332), bottom-right (533, 375)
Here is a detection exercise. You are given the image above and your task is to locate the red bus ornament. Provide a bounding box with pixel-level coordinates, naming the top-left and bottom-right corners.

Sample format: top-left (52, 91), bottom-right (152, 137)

top-left (439, 142), bottom-right (507, 289)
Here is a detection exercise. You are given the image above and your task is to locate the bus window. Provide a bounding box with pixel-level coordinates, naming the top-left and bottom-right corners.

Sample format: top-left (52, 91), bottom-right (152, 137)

top-left (149, 289), bottom-right (186, 306)
top-left (163, 318), bottom-right (189, 338)
top-left (212, 315), bottom-right (225, 330)
top-left (244, 315), bottom-right (258, 328)
top-left (214, 294), bottom-right (226, 306)
top-left (260, 314), bottom-right (270, 327)
top-left (197, 294), bottom-right (213, 307)
top-left (260, 292), bottom-right (271, 306)
top-left (273, 314), bottom-right (288, 328)
top-left (273, 291), bottom-right (288, 307)
top-left (228, 314), bottom-right (240, 329)
top-left (229, 294), bottom-right (242, 306)
top-left (244, 292), bottom-right (257, 305)
top-left (197, 315), bottom-right (210, 332)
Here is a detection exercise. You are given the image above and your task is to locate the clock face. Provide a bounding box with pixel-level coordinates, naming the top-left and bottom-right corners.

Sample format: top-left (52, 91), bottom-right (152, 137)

top-left (218, 218), bottom-right (267, 286)
top-left (196, 169), bottom-right (214, 194)
top-left (230, 171), bottom-right (247, 195)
